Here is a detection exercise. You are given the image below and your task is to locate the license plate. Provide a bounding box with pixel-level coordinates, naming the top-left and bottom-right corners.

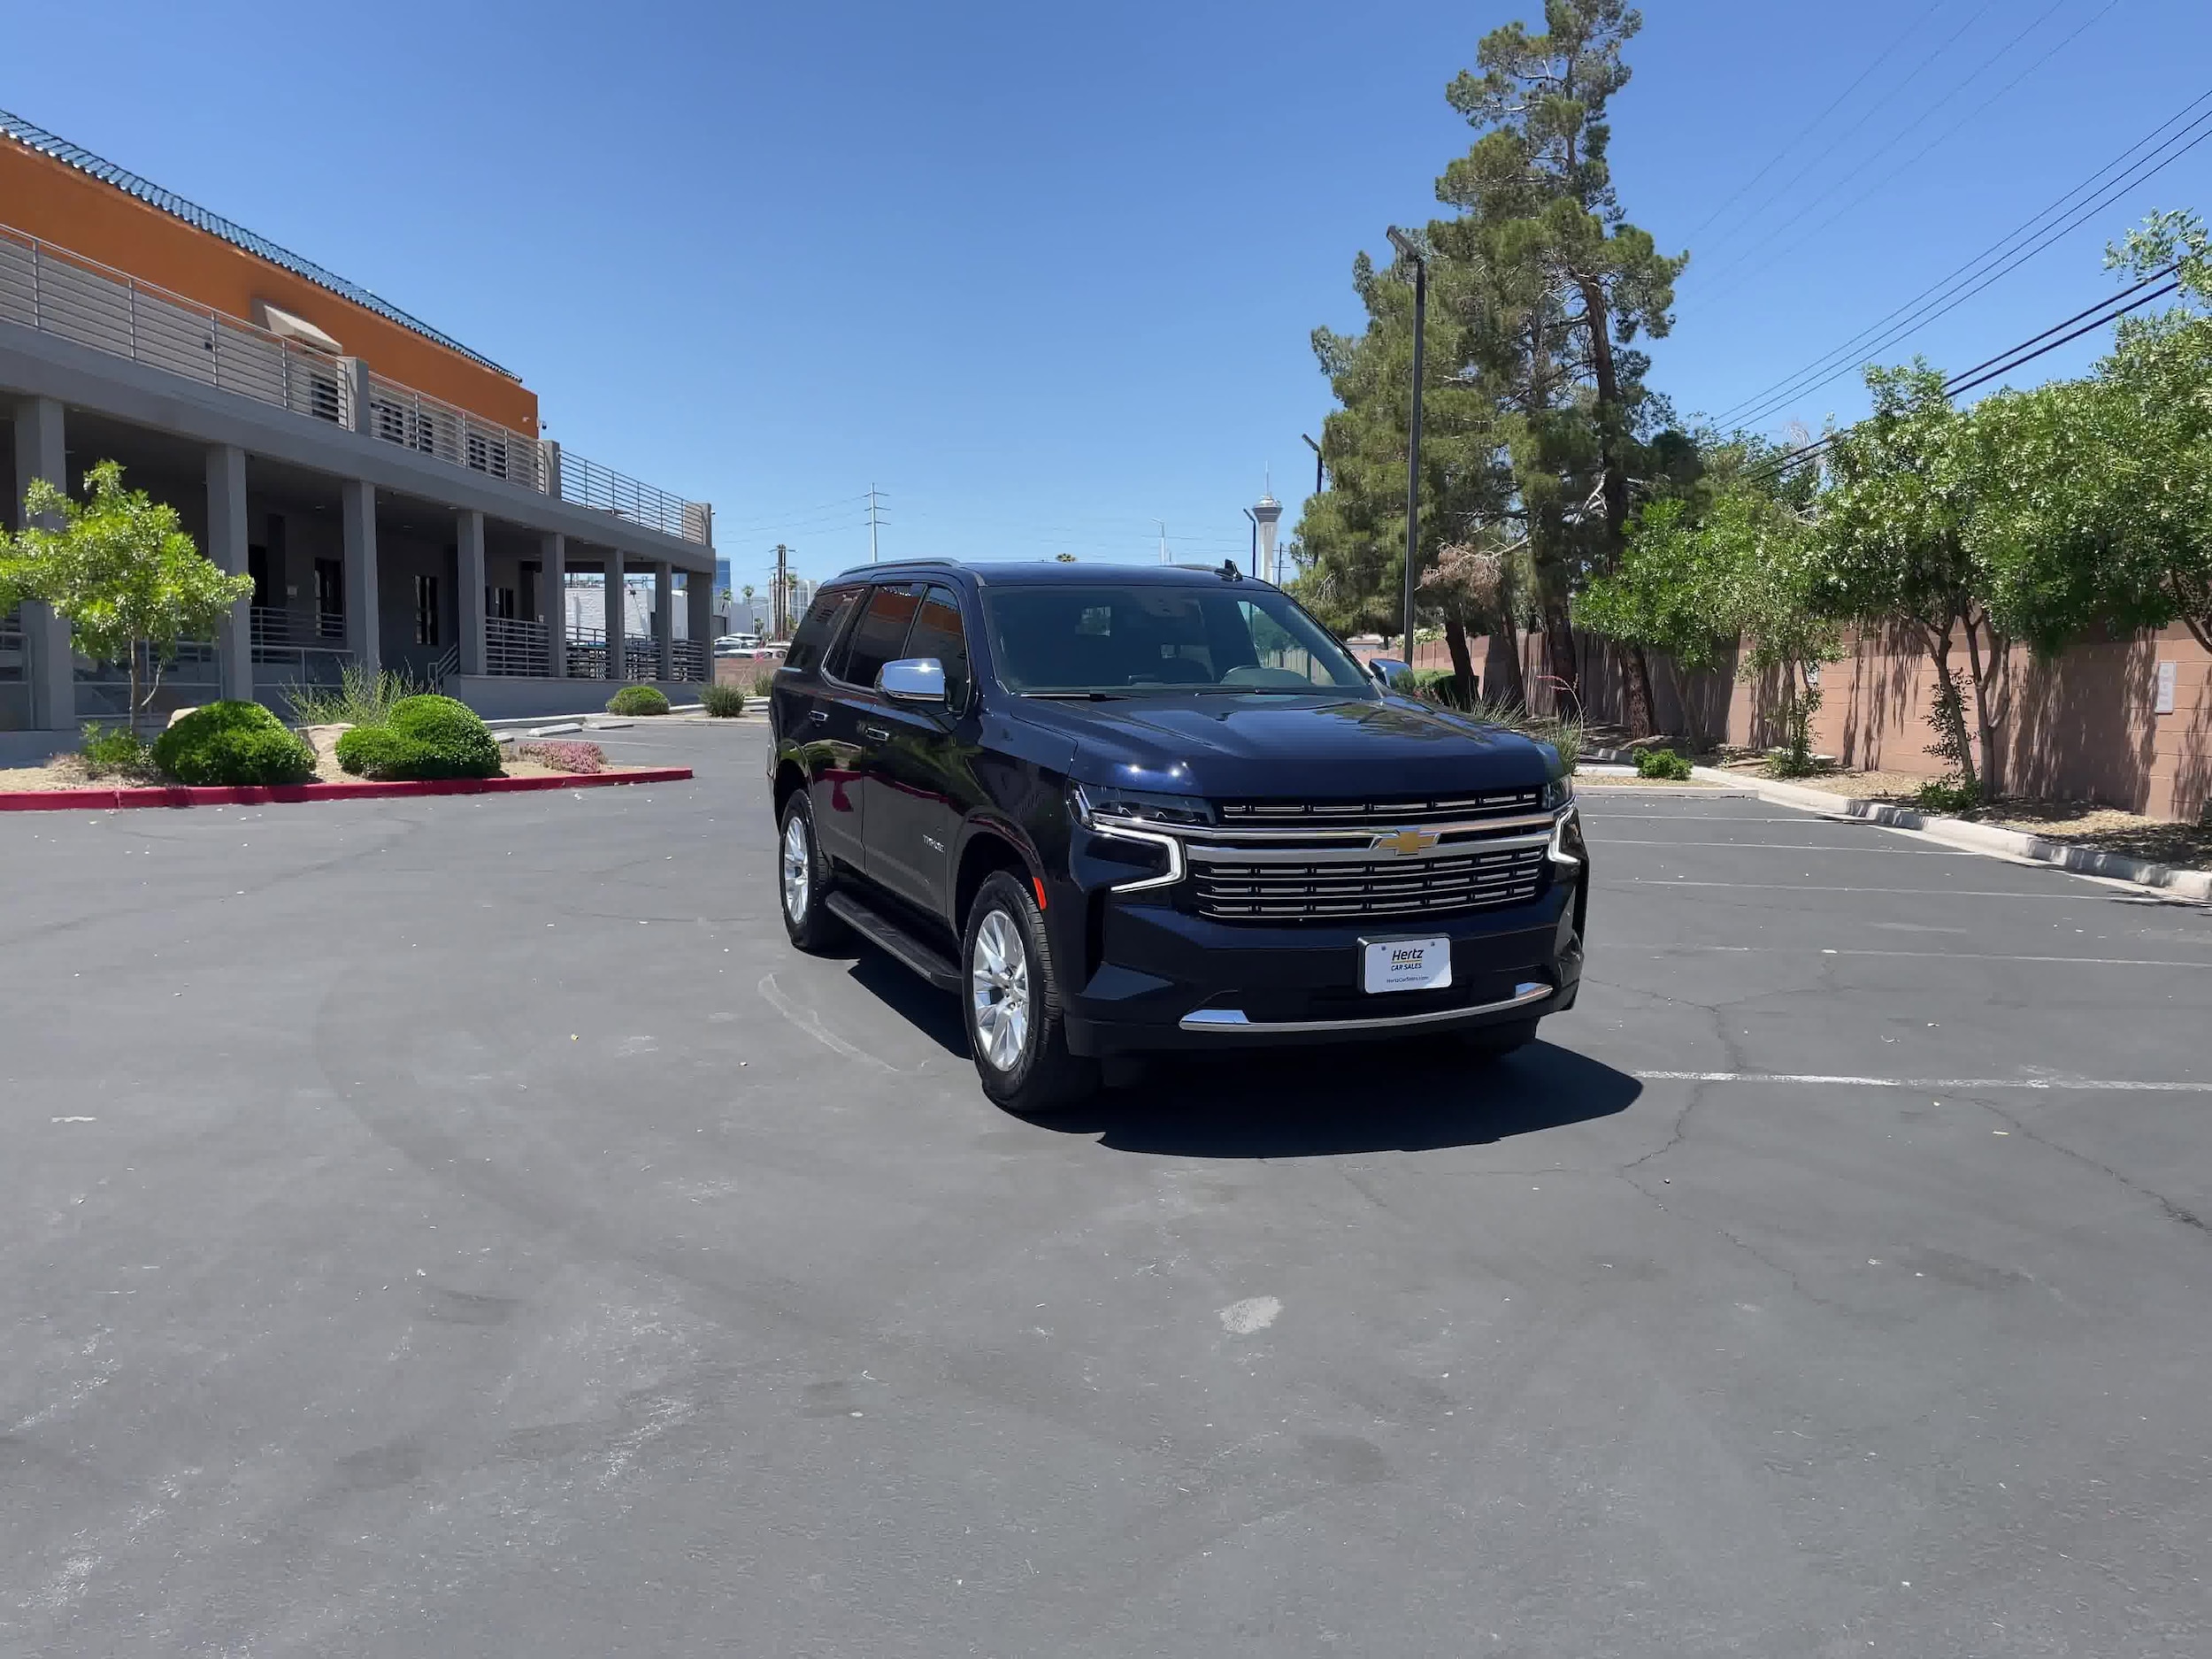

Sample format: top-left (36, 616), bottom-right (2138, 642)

top-left (1362, 935), bottom-right (1453, 995)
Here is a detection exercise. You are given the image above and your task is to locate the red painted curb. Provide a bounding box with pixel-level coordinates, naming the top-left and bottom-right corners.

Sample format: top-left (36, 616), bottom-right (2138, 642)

top-left (0, 767), bottom-right (694, 813)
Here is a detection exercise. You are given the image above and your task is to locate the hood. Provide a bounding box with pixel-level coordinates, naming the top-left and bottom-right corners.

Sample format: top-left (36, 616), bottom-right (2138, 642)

top-left (1008, 691), bottom-right (1559, 800)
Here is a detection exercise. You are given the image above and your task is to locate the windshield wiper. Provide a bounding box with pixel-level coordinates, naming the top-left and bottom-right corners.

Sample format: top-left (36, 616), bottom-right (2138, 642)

top-left (1022, 690), bottom-right (1132, 701)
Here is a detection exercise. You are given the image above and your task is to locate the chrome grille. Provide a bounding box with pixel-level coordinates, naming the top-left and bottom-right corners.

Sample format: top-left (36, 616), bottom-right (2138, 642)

top-left (1218, 789), bottom-right (1541, 829)
top-left (1194, 842), bottom-right (1547, 921)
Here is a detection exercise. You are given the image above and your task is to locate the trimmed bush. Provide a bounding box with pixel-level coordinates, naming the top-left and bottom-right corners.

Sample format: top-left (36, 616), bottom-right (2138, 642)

top-left (79, 721), bottom-right (156, 780)
top-left (1636, 747), bottom-right (1694, 781)
top-left (607, 684), bottom-right (672, 717)
top-left (334, 725), bottom-right (409, 779)
top-left (382, 695), bottom-right (502, 779)
top-left (151, 701), bottom-right (317, 787)
top-left (699, 681), bottom-right (746, 717)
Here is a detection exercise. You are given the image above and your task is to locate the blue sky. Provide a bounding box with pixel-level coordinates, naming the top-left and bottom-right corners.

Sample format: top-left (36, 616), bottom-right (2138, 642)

top-left (8, 1), bottom-right (2208, 590)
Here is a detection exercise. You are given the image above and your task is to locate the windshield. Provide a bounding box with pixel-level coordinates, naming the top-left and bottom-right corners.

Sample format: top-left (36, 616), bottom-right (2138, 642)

top-left (981, 583), bottom-right (1377, 696)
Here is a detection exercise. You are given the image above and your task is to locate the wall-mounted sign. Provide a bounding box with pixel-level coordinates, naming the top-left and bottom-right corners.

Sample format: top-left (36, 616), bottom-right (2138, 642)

top-left (2154, 660), bottom-right (2178, 716)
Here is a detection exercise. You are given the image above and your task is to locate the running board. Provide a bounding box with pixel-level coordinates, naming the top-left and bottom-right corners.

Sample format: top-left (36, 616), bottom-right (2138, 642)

top-left (825, 890), bottom-right (963, 991)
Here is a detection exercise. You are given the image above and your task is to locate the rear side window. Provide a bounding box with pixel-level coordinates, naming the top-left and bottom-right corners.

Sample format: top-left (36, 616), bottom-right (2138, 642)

top-left (783, 587), bottom-right (858, 675)
top-left (905, 585), bottom-right (971, 708)
top-left (828, 584), bottom-right (921, 688)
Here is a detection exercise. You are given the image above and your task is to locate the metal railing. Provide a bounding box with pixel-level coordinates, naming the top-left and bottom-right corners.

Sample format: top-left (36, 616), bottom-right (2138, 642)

top-left (1, 219), bottom-right (715, 549)
top-left (248, 607), bottom-right (349, 685)
top-left (558, 448), bottom-right (710, 544)
top-left (672, 640), bottom-right (705, 683)
top-left (485, 616), bottom-right (548, 677)
top-left (0, 225), bottom-right (352, 427)
top-left (251, 606), bottom-right (346, 646)
top-left (363, 371), bottom-right (544, 490)
top-left (565, 626), bottom-right (609, 680)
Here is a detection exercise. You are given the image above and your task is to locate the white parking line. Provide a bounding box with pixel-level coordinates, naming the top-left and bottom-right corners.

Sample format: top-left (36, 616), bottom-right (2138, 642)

top-left (1610, 943), bottom-right (2212, 968)
top-left (1636, 1071), bottom-right (2212, 1093)
top-left (1615, 878), bottom-right (2092, 899)
top-left (1594, 839), bottom-right (1977, 855)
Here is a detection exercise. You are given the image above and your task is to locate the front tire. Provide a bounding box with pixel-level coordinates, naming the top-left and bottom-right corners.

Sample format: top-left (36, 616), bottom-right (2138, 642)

top-left (778, 792), bottom-right (846, 952)
top-left (962, 871), bottom-right (1097, 1114)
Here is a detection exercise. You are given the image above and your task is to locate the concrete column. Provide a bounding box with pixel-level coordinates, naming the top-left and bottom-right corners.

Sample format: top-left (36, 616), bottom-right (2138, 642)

top-left (342, 479), bottom-right (380, 678)
top-left (603, 555), bottom-right (626, 681)
top-left (542, 532), bottom-right (566, 678)
top-left (12, 396), bottom-right (75, 732)
top-left (205, 444), bottom-right (253, 703)
top-left (686, 571), bottom-right (713, 683)
top-left (654, 561), bottom-right (674, 681)
top-left (457, 509), bottom-right (487, 677)
top-left (542, 440), bottom-right (562, 500)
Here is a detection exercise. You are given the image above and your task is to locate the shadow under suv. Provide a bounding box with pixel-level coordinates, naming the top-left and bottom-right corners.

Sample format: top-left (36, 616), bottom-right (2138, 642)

top-left (769, 559), bottom-right (1587, 1113)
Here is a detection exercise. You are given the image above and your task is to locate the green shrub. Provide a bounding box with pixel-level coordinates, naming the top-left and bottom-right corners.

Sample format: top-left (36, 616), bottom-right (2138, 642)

top-left (699, 681), bottom-right (746, 717)
top-left (1914, 779), bottom-right (1982, 815)
top-left (334, 725), bottom-right (408, 779)
top-left (383, 695), bottom-right (502, 779)
top-left (79, 721), bottom-right (157, 780)
top-left (750, 667), bottom-right (778, 697)
top-left (1636, 747), bottom-right (1694, 781)
top-left (150, 701), bottom-right (317, 787)
top-left (607, 684), bottom-right (672, 717)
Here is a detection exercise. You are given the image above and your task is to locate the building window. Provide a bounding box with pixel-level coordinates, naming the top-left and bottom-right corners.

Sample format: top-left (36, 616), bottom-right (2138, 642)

top-left (415, 574), bottom-right (441, 647)
top-left (488, 586), bottom-right (517, 621)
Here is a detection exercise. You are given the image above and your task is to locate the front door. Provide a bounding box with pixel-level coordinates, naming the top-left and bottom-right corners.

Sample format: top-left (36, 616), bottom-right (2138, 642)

top-left (811, 583), bottom-right (918, 873)
top-left (863, 583), bottom-right (973, 917)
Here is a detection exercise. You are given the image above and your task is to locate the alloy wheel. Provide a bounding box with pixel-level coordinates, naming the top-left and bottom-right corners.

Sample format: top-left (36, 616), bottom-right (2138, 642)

top-left (970, 908), bottom-right (1032, 1071)
top-left (781, 814), bottom-right (811, 919)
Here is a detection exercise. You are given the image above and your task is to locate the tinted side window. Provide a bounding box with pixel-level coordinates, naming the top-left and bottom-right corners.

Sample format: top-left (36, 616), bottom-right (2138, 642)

top-left (829, 584), bottom-right (920, 688)
top-left (905, 585), bottom-right (971, 708)
top-left (784, 587), bottom-right (859, 675)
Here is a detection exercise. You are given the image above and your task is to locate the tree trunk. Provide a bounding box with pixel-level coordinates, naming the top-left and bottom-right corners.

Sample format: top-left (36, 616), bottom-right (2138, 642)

top-left (1574, 278), bottom-right (1633, 557)
top-left (1443, 616), bottom-right (1476, 705)
top-left (1542, 603), bottom-right (1579, 713)
top-left (1924, 622), bottom-right (1976, 793)
top-left (1961, 611), bottom-right (2006, 797)
top-left (1494, 615), bottom-right (1528, 707)
top-left (1622, 642), bottom-right (1657, 739)
top-left (127, 646), bottom-right (142, 741)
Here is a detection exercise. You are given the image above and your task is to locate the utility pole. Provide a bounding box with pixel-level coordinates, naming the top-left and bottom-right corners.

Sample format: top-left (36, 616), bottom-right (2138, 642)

top-left (772, 543), bottom-right (789, 638)
top-left (866, 485), bottom-right (887, 563)
top-left (1156, 520), bottom-right (1169, 565)
top-left (1302, 432), bottom-right (1324, 498)
top-left (1386, 227), bottom-right (1426, 659)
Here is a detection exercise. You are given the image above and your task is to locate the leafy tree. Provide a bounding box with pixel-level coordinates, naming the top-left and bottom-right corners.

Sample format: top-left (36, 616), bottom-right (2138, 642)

top-left (1813, 365), bottom-right (2007, 795)
top-left (0, 461), bottom-right (253, 735)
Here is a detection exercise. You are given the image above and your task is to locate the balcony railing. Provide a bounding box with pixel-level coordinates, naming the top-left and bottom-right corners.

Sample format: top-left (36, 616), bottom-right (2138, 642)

top-left (0, 219), bottom-right (714, 547)
top-left (484, 616), bottom-right (547, 677)
top-left (0, 225), bottom-right (352, 427)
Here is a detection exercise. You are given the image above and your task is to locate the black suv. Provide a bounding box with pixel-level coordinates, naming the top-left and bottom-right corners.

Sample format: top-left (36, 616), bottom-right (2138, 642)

top-left (768, 560), bottom-right (1586, 1112)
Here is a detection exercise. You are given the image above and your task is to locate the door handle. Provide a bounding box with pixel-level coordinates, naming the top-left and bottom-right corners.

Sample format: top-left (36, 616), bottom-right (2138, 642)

top-left (858, 724), bottom-right (892, 741)
top-left (808, 709), bottom-right (829, 724)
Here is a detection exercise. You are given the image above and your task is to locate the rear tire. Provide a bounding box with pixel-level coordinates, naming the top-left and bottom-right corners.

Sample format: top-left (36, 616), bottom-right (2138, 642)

top-left (1458, 1017), bottom-right (1539, 1060)
top-left (962, 871), bottom-right (1097, 1115)
top-left (778, 792), bottom-right (847, 953)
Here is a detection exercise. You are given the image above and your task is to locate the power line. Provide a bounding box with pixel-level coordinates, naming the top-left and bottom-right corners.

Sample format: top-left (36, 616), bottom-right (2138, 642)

top-left (1697, 0), bottom-right (2121, 312)
top-left (1694, 0), bottom-right (2001, 264)
top-left (1681, 5), bottom-right (1953, 244)
top-left (1713, 86), bottom-right (2212, 429)
top-left (1742, 272), bottom-right (2185, 485)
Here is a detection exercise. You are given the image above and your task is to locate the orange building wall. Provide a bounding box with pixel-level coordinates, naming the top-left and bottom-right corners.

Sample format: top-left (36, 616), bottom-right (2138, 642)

top-left (0, 139), bottom-right (537, 434)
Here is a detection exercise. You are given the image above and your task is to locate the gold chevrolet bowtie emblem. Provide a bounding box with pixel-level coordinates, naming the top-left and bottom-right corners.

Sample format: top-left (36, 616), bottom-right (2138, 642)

top-left (1372, 826), bottom-right (1440, 856)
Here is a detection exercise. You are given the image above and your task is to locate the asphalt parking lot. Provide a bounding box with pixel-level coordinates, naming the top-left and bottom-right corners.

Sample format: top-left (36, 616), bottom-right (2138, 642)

top-left (4, 720), bottom-right (2210, 1657)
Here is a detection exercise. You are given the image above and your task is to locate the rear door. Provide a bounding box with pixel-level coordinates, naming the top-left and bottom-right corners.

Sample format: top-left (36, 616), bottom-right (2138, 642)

top-left (863, 583), bottom-right (975, 918)
top-left (815, 583), bottom-right (920, 874)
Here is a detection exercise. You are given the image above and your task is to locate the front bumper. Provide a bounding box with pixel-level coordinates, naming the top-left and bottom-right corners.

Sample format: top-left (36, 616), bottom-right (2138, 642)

top-left (1055, 836), bottom-right (1586, 1058)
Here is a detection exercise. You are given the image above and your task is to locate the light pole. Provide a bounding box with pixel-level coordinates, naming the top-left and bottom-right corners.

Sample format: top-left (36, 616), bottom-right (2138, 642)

top-left (1386, 226), bottom-right (1425, 660)
top-left (1302, 431), bottom-right (1324, 498)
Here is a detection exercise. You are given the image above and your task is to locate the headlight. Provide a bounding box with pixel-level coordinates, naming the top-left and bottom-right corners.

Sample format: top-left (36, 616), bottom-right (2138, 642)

top-left (1070, 784), bottom-right (1195, 893)
top-left (1540, 774), bottom-right (1575, 813)
top-left (1071, 784), bottom-right (1215, 828)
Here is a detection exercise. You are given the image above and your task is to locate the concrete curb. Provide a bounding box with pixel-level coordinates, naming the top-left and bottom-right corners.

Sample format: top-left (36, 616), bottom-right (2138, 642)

top-left (1687, 764), bottom-right (2212, 902)
top-left (0, 767), bottom-right (694, 814)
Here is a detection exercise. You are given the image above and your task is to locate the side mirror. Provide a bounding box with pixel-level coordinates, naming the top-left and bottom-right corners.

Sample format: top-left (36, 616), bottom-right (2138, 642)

top-left (879, 657), bottom-right (947, 705)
